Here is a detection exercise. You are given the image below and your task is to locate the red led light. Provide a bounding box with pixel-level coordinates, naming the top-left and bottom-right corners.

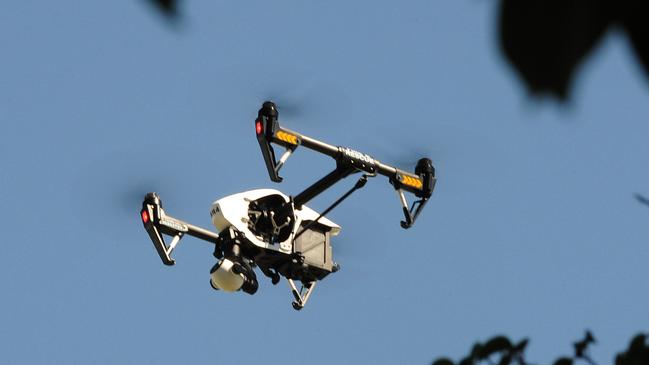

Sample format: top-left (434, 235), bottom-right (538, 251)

top-left (141, 210), bottom-right (149, 223)
top-left (255, 120), bottom-right (263, 135)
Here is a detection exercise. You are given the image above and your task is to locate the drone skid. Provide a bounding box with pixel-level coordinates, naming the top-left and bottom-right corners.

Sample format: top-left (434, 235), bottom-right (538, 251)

top-left (288, 279), bottom-right (317, 310)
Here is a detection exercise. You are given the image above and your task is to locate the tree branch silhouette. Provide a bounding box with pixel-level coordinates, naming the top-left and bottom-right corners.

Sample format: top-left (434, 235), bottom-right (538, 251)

top-left (432, 331), bottom-right (649, 365)
top-left (432, 335), bottom-right (530, 365)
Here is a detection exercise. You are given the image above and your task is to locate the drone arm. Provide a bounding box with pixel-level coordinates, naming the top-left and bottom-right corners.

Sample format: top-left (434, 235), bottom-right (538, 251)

top-left (389, 158), bottom-right (436, 228)
top-left (293, 164), bottom-right (356, 209)
top-left (256, 102), bottom-right (342, 182)
top-left (141, 192), bottom-right (219, 266)
top-left (256, 101), bottom-right (436, 228)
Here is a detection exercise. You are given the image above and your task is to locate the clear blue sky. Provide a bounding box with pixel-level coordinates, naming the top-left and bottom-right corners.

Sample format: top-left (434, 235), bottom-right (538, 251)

top-left (1, 1), bottom-right (648, 364)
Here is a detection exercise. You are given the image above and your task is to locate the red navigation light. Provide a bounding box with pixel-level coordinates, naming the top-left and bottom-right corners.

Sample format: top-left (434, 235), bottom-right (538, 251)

top-left (255, 120), bottom-right (263, 135)
top-left (141, 210), bottom-right (149, 223)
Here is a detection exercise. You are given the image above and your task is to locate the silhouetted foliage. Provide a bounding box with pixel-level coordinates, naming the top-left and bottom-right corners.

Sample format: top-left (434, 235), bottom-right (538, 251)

top-left (573, 331), bottom-right (597, 365)
top-left (147, 0), bottom-right (180, 20)
top-left (550, 331), bottom-right (597, 365)
top-left (615, 334), bottom-right (649, 365)
top-left (433, 332), bottom-right (649, 365)
top-left (554, 358), bottom-right (574, 365)
top-left (499, 0), bottom-right (649, 100)
top-left (141, 1), bottom-right (649, 101)
top-left (432, 335), bottom-right (530, 365)
top-left (433, 359), bottom-right (455, 365)
top-left (634, 194), bottom-right (649, 207)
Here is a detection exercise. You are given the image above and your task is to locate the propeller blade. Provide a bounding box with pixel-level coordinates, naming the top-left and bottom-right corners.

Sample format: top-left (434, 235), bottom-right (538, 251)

top-left (378, 146), bottom-right (437, 169)
top-left (256, 82), bottom-right (353, 123)
top-left (119, 181), bottom-right (168, 213)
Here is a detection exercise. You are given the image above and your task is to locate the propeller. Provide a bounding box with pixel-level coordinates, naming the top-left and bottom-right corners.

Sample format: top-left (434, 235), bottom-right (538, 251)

top-left (71, 147), bottom-right (186, 229)
top-left (375, 145), bottom-right (439, 172)
top-left (254, 82), bottom-right (354, 123)
top-left (118, 179), bottom-right (173, 214)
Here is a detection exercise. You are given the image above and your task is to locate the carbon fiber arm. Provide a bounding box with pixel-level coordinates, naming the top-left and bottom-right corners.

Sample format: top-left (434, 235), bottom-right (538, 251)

top-left (140, 192), bottom-right (219, 265)
top-left (254, 101), bottom-right (436, 228)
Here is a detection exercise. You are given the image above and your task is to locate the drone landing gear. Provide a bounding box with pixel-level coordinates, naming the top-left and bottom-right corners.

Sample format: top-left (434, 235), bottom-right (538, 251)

top-left (287, 278), bottom-right (317, 311)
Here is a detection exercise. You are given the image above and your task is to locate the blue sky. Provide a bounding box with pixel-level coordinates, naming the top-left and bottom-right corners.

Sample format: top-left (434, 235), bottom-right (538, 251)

top-left (1, 1), bottom-right (648, 364)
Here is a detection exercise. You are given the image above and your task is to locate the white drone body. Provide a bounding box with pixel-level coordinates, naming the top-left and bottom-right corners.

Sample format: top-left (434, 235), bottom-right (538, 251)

top-left (206, 189), bottom-right (341, 299)
top-left (210, 189), bottom-right (340, 255)
top-left (140, 101), bottom-right (435, 310)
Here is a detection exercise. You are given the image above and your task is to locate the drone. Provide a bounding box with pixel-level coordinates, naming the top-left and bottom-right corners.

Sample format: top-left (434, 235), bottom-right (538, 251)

top-left (140, 101), bottom-right (436, 310)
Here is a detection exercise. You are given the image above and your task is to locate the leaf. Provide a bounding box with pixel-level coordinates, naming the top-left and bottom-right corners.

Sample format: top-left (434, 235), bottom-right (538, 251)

top-left (553, 357), bottom-right (574, 365)
top-left (512, 338), bottom-right (529, 353)
top-left (432, 358), bottom-right (455, 365)
top-left (458, 356), bottom-right (474, 365)
top-left (635, 194), bottom-right (649, 207)
top-left (615, 333), bottom-right (649, 365)
top-left (480, 336), bottom-right (513, 359)
top-left (619, 3), bottom-right (649, 80)
top-left (574, 330), bottom-right (596, 357)
top-left (498, 0), bottom-right (611, 99)
top-left (148, 0), bottom-right (179, 19)
top-left (628, 334), bottom-right (648, 354)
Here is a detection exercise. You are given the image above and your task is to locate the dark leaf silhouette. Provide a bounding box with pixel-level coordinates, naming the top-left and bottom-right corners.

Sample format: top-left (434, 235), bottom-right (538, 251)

top-left (573, 330), bottom-right (597, 365)
top-left (628, 334), bottom-right (648, 353)
top-left (147, 0), bottom-right (180, 20)
top-left (512, 339), bottom-right (529, 354)
top-left (499, 1), bottom-right (649, 100)
top-left (504, 339), bottom-right (529, 365)
top-left (634, 193), bottom-right (649, 207)
top-left (619, 3), bottom-right (649, 81)
top-left (554, 357), bottom-right (574, 365)
top-left (432, 331), bottom-right (649, 365)
top-left (432, 358), bottom-right (455, 365)
top-left (458, 357), bottom-right (474, 365)
top-left (499, 0), bottom-right (609, 99)
top-left (615, 333), bottom-right (649, 365)
top-left (469, 342), bottom-right (484, 360)
top-left (433, 335), bottom-right (529, 365)
top-left (498, 357), bottom-right (509, 365)
top-left (574, 330), bottom-right (596, 357)
top-left (480, 336), bottom-right (513, 359)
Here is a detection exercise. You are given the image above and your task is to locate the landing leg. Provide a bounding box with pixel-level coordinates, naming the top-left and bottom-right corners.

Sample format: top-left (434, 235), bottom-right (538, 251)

top-left (287, 278), bottom-right (317, 310)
